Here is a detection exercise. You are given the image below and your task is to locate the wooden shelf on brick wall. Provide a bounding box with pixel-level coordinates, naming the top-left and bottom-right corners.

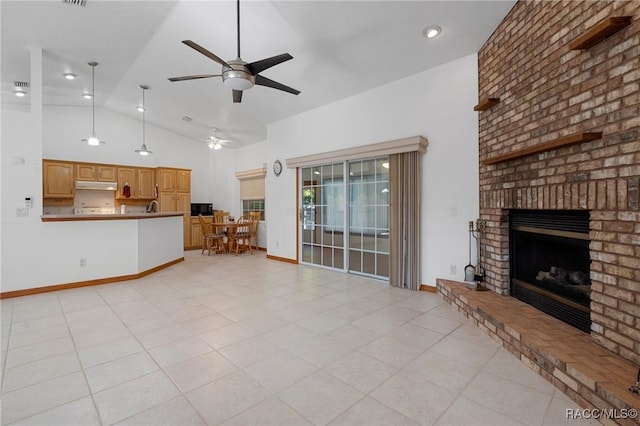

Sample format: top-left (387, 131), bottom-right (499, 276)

top-left (569, 16), bottom-right (632, 50)
top-left (482, 132), bottom-right (603, 165)
top-left (474, 97), bottom-right (500, 111)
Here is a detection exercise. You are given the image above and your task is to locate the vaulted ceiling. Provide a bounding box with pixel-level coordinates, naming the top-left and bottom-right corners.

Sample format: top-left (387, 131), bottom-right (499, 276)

top-left (1, 0), bottom-right (515, 148)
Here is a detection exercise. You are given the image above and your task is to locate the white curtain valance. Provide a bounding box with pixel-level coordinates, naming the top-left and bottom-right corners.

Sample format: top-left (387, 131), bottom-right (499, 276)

top-left (235, 167), bottom-right (267, 180)
top-left (285, 135), bottom-right (428, 169)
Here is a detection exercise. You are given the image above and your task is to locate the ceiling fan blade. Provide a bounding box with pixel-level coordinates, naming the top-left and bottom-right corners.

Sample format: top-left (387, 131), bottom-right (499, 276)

top-left (246, 53), bottom-right (293, 75)
top-left (168, 74), bottom-right (220, 82)
top-left (233, 90), bottom-right (243, 103)
top-left (182, 40), bottom-right (230, 68)
top-left (255, 74), bottom-right (300, 95)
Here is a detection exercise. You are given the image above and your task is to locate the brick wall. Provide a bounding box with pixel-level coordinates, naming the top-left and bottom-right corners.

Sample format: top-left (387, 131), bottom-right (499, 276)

top-left (478, 1), bottom-right (640, 365)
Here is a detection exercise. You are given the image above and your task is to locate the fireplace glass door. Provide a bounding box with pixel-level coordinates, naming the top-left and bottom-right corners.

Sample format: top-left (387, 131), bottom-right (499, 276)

top-left (510, 210), bottom-right (591, 332)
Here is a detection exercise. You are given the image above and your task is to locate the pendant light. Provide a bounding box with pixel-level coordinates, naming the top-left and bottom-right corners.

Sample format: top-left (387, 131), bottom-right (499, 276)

top-left (135, 85), bottom-right (153, 156)
top-left (81, 62), bottom-right (105, 146)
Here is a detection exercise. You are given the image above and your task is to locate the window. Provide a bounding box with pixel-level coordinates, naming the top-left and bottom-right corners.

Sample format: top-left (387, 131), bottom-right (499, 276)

top-left (236, 167), bottom-right (267, 221)
top-left (242, 199), bottom-right (265, 220)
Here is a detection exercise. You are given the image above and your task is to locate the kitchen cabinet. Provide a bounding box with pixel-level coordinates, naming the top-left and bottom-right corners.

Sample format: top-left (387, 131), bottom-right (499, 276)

top-left (116, 167), bottom-right (155, 200)
top-left (156, 168), bottom-right (191, 211)
top-left (138, 168), bottom-right (155, 199)
top-left (156, 168), bottom-right (191, 248)
top-left (191, 219), bottom-right (202, 249)
top-left (43, 160), bottom-right (75, 199)
top-left (76, 164), bottom-right (116, 182)
top-left (157, 168), bottom-right (191, 193)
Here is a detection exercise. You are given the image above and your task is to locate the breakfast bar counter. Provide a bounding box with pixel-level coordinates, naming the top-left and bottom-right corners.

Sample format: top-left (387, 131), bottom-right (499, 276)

top-left (0, 213), bottom-right (186, 298)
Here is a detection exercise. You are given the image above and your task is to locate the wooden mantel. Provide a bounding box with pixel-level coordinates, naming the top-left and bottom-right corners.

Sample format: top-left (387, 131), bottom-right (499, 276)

top-left (482, 132), bottom-right (603, 165)
top-left (569, 16), bottom-right (632, 50)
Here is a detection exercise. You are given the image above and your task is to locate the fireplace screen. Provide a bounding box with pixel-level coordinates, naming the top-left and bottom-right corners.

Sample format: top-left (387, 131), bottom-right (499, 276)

top-left (509, 210), bottom-right (591, 332)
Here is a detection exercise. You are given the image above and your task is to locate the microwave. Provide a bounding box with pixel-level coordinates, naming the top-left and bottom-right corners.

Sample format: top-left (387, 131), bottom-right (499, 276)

top-left (191, 203), bottom-right (213, 216)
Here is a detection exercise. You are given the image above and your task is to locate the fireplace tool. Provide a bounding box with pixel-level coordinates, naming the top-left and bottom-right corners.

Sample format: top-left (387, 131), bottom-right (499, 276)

top-left (630, 367), bottom-right (640, 395)
top-left (471, 219), bottom-right (487, 291)
top-left (464, 221), bottom-right (476, 281)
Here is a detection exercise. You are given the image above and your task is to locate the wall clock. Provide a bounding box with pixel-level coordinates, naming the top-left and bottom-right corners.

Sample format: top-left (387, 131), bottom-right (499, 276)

top-left (273, 159), bottom-right (283, 177)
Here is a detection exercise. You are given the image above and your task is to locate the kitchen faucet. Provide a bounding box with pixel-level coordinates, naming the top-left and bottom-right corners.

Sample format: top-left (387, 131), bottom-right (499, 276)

top-left (146, 199), bottom-right (159, 213)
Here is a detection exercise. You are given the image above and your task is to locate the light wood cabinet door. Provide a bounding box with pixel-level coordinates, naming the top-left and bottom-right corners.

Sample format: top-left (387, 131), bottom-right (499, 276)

top-left (158, 169), bottom-right (176, 192)
top-left (137, 168), bottom-right (155, 199)
top-left (158, 191), bottom-right (175, 212)
top-left (176, 192), bottom-right (190, 213)
top-left (97, 166), bottom-right (116, 182)
top-left (191, 221), bottom-right (202, 249)
top-left (76, 164), bottom-right (95, 181)
top-left (43, 161), bottom-right (75, 198)
top-left (116, 167), bottom-right (137, 199)
top-left (177, 170), bottom-right (190, 193)
top-left (183, 216), bottom-right (190, 248)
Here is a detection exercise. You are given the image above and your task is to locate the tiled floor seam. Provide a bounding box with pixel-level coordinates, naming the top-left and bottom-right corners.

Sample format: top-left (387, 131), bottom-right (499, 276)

top-left (56, 292), bottom-right (106, 426)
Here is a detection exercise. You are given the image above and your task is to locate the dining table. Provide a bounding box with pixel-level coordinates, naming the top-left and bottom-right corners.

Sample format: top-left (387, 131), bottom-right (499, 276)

top-left (208, 221), bottom-right (244, 254)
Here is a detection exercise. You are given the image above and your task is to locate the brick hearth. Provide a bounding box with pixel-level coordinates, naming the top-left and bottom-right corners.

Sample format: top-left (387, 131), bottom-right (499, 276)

top-left (477, 0), bottom-right (640, 365)
top-left (437, 279), bottom-right (640, 426)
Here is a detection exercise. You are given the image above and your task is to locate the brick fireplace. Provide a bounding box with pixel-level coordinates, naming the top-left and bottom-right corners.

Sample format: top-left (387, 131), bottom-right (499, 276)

top-left (478, 0), bottom-right (640, 367)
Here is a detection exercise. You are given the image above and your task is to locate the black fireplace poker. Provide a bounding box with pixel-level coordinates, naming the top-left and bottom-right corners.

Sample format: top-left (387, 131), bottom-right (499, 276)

top-left (470, 219), bottom-right (488, 291)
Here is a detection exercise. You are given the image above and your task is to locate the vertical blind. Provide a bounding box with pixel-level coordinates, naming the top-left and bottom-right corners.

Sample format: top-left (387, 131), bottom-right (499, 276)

top-left (389, 151), bottom-right (421, 290)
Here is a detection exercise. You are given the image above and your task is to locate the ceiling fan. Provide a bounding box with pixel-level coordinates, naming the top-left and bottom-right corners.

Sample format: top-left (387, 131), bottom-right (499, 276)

top-left (168, 0), bottom-right (300, 103)
top-left (206, 129), bottom-right (235, 150)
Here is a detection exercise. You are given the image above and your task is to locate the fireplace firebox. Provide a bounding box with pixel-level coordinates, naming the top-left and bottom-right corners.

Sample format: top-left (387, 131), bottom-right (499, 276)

top-left (509, 210), bottom-right (591, 332)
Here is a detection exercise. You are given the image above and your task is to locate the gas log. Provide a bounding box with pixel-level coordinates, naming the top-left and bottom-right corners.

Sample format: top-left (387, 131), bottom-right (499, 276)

top-left (536, 267), bottom-right (589, 286)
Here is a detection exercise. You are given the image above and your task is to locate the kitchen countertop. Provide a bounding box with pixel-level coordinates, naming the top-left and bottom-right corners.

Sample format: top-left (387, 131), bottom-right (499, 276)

top-left (41, 212), bottom-right (185, 222)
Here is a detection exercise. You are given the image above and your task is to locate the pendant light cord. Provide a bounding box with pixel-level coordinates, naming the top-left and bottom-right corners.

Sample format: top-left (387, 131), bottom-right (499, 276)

top-left (91, 63), bottom-right (96, 135)
top-left (142, 87), bottom-right (146, 145)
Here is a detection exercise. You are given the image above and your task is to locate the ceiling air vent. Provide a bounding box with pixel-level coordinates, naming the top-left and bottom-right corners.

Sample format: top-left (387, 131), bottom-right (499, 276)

top-left (14, 82), bottom-right (29, 89)
top-left (62, 0), bottom-right (87, 6)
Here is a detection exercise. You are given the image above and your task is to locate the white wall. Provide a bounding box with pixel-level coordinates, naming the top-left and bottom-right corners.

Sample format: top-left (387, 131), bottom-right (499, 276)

top-left (265, 54), bottom-right (480, 285)
top-left (234, 140), bottom-right (269, 248)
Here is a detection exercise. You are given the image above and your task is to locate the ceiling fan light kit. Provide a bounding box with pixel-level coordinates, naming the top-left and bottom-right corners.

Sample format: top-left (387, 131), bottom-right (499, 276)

top-left (168, 0), bottom-right (299, 103)
top-left (81, 61), bottom-right (105, 146)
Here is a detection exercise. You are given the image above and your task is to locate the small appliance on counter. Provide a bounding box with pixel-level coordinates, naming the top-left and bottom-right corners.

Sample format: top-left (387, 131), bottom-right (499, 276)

top-left (191, 203), bottom-right (213, 216)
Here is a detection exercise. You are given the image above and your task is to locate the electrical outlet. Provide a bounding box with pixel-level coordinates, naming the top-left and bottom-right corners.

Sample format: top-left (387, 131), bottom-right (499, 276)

top-left (16, 208), bottom-right (28, 217)
top-left (450, 264), bottom-right (457, 275)
top-left (79, 258), bottom-right (87, 268)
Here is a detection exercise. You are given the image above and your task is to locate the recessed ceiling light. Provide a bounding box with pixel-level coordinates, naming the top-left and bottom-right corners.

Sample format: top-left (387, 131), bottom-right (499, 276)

top-left (63, 73), bottom-right (76, 80)
top-left (82, 92), bottom-right (93, 99)
top-left (423, 25), bottom-right (441, 39)
top-left (137, 105), bottom-right (145, 112)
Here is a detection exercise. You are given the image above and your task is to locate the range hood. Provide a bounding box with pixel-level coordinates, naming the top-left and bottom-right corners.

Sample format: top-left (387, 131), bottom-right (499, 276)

top-left (75, 181), bottom-right (118, 191)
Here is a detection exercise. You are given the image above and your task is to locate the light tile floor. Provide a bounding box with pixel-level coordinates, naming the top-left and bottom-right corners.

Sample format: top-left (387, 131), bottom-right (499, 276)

top-left (0, 251), bottom-right (600, 426)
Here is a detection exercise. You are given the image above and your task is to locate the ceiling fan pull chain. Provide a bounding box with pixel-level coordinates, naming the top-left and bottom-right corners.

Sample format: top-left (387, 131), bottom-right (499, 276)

top-left (236, 0), bottom-right (241, 59)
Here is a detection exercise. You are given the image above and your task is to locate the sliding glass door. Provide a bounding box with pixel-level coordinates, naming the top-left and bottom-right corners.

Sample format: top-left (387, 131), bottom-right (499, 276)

top-left (301, 163), bottom-right (345, 269)
top-left (300, 156), bottom-right (389, 279)
top-left (348, 158), bottom-right (389, 278)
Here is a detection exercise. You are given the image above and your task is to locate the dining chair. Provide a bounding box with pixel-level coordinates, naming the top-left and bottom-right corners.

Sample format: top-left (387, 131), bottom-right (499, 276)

top-left (198, 214), bottom-right (224, 255)
top-left (213, 211), bottom-right (230, 251)
top-left (249, 211), bottom-right (261, 249)
top-left (230, 214), bottom-right (252, 255)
